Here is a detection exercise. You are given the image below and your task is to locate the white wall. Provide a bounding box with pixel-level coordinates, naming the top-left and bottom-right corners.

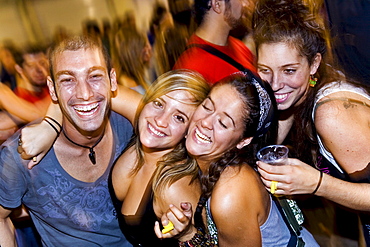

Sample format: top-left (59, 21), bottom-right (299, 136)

top-left (0, 0), bottom-right (168, 47)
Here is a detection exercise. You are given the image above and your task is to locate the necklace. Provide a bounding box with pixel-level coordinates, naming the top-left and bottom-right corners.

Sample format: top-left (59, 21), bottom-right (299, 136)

top-left (62, 129), bottom-right (104, 165)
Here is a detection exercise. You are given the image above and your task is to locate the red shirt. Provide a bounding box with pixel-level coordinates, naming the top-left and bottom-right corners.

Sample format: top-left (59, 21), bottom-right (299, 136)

top-left (14, 87), bottom-right (50, 103)
top-left (173, 34), bottom-right (256, 85)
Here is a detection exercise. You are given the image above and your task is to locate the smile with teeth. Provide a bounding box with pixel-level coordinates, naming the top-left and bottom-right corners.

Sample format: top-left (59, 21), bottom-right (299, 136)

top-left (148, 123), bottom-right (166, 137)
top-left (73, 103), bottom-right (99, 115)
top-left (195, 128), bottom-right (212, 144)
top-left (274, 93), bottom-right (288, 101)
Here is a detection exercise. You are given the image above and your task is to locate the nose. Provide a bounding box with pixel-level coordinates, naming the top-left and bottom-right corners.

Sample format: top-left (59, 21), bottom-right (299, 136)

top-left (154, 111), bottom-right (170, 128)
top-left (75, 80), bottom-right (93, 100)
top-left (270, 73), bottom-right (284, 91)
top-left (199, 113), bottom-right (213, 130)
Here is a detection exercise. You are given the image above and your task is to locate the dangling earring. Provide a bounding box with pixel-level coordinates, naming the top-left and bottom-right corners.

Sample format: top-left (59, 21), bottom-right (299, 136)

top-left (309, 74), bottom-right (317, 87)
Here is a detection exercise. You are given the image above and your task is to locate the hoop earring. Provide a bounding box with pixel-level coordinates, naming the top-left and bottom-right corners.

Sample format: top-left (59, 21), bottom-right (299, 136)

top-left (309, 75), bottom-right (317, 87)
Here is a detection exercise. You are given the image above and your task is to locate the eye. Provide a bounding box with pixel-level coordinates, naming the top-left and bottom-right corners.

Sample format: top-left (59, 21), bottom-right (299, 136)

top-left (89, 73), bottom-right (103, 81)
top-left (152, 100), bottom-right (163, 108)
top-left (174, 114), bottom-right (186, 123)
top-left (284, 68), bottom-right (296, 74)
top-left (218, 120), bottom-right (227, 129)
top-left (60, 77), bottom-right (74, 84)
top-left (201, 99), bottom-right (213, 111)
top-left (257, 67), bottom-right (270, 74)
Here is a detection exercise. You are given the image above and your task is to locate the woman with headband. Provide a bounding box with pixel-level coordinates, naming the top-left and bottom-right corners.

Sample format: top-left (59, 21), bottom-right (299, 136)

top-left (154, 71), bottom-right (319, 246)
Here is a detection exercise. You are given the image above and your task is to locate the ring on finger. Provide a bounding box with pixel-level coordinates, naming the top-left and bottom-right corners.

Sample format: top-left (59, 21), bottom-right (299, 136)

top-left (162, 221), bottom-right (174, 234)
top-left (18, 136), bottom-right (22, 146)
top-left (33, 157), bottom-right (37, 162)
top-left (270, 181), bottom-right (278, 194)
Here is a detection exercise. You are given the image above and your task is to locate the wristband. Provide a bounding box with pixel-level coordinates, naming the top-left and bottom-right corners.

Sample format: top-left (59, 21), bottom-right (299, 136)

top-left (312, 171), bottom-right (323, 194)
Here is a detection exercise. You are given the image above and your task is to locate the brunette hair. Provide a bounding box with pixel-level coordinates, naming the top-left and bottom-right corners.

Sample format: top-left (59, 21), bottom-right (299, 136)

top-left (253, 0), bottom-right (347, 165)
top-left (189, 72), bottom-right (277, 229)
top-left (113, 27), bottom-right (150, 91)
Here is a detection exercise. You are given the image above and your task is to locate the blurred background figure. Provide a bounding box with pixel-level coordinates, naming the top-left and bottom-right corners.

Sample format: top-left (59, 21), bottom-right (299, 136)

top-left (112, 27), bottom-right (152, 94)
top-left (147, 2), bottom-right (174, 47)
top-left (324, 0), bottom-right (370, 86)
top-left (0, 40), bottom-right (18, 91)
top-left (153, 24), bottom-right (190, 77)
top-left (82, 19), bottom-right (102, 42)
top-left (0, 43), bottom-right (50, 144)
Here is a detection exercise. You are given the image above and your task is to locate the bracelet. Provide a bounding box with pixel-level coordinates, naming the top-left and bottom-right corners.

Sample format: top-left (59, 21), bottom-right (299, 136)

top-left (43, 116), bottom-right (61, 136)
top-left (178, 227), bottom-right (214, 247)
top-left (312, 170), bottom-right (323, 194)
top-left (44, 116), bottom-right (62, 131)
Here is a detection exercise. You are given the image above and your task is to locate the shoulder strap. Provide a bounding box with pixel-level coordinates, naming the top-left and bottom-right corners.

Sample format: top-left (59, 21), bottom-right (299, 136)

top-left (186, 43), bottom-right (247, 72)
top-left (273, 197), bottom-right (305, 247)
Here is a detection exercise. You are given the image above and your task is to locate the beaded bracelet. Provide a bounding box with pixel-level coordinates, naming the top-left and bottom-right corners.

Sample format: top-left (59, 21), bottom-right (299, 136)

top-left (312, 170), bottom-right (323, 194)
top-left (43, 116), bottom-right (62, 136)
top-left (178, 227), bottom-right (214, 247)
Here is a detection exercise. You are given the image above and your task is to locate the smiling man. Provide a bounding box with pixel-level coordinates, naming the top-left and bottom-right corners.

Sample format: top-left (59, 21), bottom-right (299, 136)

top-left (0, 36), bottom-right (133, 247)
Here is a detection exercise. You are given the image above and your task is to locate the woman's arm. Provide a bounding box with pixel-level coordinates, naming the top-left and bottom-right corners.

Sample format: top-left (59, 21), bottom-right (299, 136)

top-left (212, 165), bottom-right (263, 247)
top-left (257, 158), bottom-right (370, 211)
top-left (20, 101), bottom-right (62, 168)
top-left (112, 85), bottom-right (142, 124)
top-left (154, 176), bottom-right (201, 241)
top-left (0, 83), bottom-right (49, 122)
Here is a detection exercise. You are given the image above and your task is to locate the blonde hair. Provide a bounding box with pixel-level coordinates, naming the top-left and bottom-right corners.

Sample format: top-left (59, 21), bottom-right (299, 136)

top-left (131, 69), bottom-right (210, 176)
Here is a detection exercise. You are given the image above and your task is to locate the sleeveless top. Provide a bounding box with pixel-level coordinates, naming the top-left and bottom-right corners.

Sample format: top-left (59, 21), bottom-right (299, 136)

top-left (205, 196), bottom-right (319, 246)
top-left (312, 81), bottom-right (370, 174)
top-left (114, 177), bottom-right (178, 247)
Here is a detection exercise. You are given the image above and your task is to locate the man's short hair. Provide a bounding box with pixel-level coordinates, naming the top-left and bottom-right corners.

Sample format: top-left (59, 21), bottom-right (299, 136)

top-left (193, 0), bottom-right (231, 25)
top-left (48, 35), bottom-right (112, 81)
top-left (12, 44), bottom-right (46, 68)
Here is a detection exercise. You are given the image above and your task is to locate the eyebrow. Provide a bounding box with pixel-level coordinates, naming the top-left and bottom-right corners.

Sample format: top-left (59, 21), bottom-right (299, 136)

top-left (257, 62), bottom-right (301, 68)
top-left (208, 95), bottom-right (236, 127)
top-left (55, 66), bottom-right (107, 79)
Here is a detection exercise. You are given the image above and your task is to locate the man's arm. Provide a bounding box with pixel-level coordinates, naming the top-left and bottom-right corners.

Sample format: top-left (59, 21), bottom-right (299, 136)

top-left (0, 205), bottom-right (17, 247)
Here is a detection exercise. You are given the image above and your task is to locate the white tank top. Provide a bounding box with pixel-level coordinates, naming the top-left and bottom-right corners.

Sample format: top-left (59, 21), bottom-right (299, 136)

top-left (312, 81), bottom-right (370, 173)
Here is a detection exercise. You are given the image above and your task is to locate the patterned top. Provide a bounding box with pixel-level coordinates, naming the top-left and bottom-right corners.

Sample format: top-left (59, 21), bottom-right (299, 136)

top-left (0, 112), bottom-right (133, 247)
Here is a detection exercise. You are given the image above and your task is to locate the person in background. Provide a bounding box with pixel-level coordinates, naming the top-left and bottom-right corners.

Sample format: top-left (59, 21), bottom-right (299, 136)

top-left (173, 0), bottom-right (257, 84)
top-left (0, 35), bottom-right (135, 247)
top-left (147, 2), bottom-right (174, 47)
top-left (112, 27), bottom-right (152, 94)
top-left (252, 0), bottom-right (370, 245)
top-left (0, 40), bottom-right (18, 90)
top-left (0, 44), bottom-right (50, 144)
top-left (154, 72), bottom-right (319, 246)
top-left (153, 24), bottom-right (190, 77)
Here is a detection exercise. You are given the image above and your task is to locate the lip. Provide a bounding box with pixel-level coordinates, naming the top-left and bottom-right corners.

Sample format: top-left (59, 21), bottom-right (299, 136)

top-left (274, 92), bottom-right (290, 104)
top-left (192, 127), bottom-right (212, 144)
top-left (73, 102), bottom-right (99, 117)
top-left (147, 122), bottom-right (167, 137)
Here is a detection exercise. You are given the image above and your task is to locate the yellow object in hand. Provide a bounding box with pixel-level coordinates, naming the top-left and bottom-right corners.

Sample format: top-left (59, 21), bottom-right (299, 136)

top-left (161, 221), bottom-right (174, 234)
top-left (271, 181), bottom-right (278, 194)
